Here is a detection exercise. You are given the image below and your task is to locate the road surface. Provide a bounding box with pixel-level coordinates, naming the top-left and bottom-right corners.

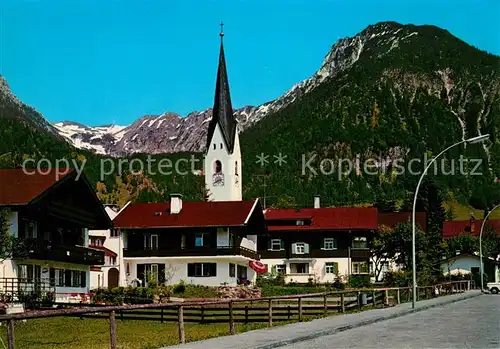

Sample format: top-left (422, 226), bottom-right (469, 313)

top-left (275, 295), bottom-right (500, 348)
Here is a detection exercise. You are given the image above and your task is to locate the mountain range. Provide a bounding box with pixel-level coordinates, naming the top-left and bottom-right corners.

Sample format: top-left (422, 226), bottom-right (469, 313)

top-left (51, 22), bottom-right (371, 156)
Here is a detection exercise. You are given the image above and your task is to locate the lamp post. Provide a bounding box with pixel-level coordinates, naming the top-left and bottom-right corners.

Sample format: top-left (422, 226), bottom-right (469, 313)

top-left (479, 203), bottom-right (500, 292)
top-left (411, 134), bottom-right (490, 309)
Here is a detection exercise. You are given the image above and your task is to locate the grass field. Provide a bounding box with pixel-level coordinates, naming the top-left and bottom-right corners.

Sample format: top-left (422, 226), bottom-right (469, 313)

top-left (0, 316), bottom-right (277, 349)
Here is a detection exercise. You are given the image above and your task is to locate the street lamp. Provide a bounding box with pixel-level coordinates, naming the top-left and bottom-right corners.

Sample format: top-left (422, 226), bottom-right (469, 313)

top-left (411, 134), bottom-right (490, 308)
top-left (479, 203), bottom-right (500, 292)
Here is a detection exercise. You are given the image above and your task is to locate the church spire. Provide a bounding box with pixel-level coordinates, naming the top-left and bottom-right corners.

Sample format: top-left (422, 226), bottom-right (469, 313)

top-left (206, 23), bottom-right (237, 154)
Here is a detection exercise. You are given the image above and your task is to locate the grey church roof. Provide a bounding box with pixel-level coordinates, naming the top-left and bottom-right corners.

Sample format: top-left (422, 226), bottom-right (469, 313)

top-left (206, 33), bottom-right (237, 154)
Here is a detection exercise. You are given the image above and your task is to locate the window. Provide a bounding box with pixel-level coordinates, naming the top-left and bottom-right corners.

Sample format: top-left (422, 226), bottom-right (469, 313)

top-left (269, 239), bottom-right (284, 251)
top-left (296, 220), bottom-right (304, 226)
top-left (72, 271), bottom-right (81, 287)
top-left (58, 269), bottom-right (64, 286)
top-left (214, 160), bottom-right (222, 173)
top-left (25, 221), bottom-right (37, 239)
top-left (290, 263), bottom-right (309, 274)
top-left (17, 264), bottom-right (40, 282)
top-left (137, 264), bottom-right (161, 284)
top-left (188, 263), bottom-right (216, 277)
top-left (292, 242), bottom-right (309, 255)
top-left (229, 263), bottom-right (235, 277)
top-left (323, 238), bottom-right (337, 250)
top-left (195, 233), bottom-right (209, 247)
top-left (352, 262), bottom-right (369, 274)
top-left (110, 229), bottom-right (120, 237)
top-left (181, 234), bottom-right (186, 249)
top-left (295, 243), bottom-right (305, 254)
top-left (325, 262), bottom-right (338, 275)
top-left (352, 237), bottom-right (368, 249)
top-left (275, 264), bottom-right (286, 274)
top-left (144, 234), bottom-right (158, 250)
top-left (213, 143), bottom-right (216, 150)
top-left (235, 161), bottom-right (238, 175)
top-left (220, 143), bottom-right (223, 149)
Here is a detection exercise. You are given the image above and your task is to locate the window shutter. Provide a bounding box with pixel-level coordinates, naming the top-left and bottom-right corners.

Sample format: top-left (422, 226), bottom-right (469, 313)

top-left (291, 243), bottom-right (297, 254)
top-left (304, 243), bottom-right (310, 254)
top-left (187, 264), bottom-right (195, 277)
top-left (159, 264), bottom-right (166, 283)
top-left (271, 265), bottom-right (277, 274)
top-left (64, 270), bottom-right (72, 287)
top-left (137, 264), bottom-right (145, 280)
top-left (80, 271), bottom-right (86, 288)
top-left (267, 239), bottom-right (271, 250)
top-left (280, 240), bottom-right (285, 250)
top-left (333, 262), bottom-right (339, 275)
top-left (210, 263), bottom-right (217, 277)
top-left (321, 239), bottom-right (325, 249)
top-left (49, 268), bottom-right (55, 286)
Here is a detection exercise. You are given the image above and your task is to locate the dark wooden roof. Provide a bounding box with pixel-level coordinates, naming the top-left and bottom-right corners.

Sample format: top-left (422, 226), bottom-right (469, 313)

top-left (0, 168), bottom-right (73, 205)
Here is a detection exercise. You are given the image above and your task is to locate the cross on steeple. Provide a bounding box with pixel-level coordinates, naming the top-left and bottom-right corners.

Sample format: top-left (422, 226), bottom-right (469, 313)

top-left (220, 22), bottom-right (224, 38)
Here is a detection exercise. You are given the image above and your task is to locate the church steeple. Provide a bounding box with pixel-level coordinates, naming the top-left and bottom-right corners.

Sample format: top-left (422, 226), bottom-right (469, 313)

top-left (206, 22), bottom-right (237, 154)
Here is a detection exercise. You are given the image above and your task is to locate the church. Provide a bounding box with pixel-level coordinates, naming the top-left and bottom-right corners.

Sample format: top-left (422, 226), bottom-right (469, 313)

top-left (113, 27), bottom-right (267, 287)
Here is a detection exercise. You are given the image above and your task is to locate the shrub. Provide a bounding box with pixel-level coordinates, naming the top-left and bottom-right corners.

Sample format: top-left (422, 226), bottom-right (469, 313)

top-left (348, 275), bottom-right (372, 288)
top-left (383, 270), bottom-right (411, 287)
top-left (173, 280), bottom-right (186, 294)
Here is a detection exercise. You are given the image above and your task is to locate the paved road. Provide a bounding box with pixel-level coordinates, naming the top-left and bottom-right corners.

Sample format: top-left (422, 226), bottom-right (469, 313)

top-left (276, 295), bottom-right (500, 349)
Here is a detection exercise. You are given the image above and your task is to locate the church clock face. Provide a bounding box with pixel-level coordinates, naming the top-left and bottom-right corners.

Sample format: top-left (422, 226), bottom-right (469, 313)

top-left (212, 172), bottom-right (224, 186)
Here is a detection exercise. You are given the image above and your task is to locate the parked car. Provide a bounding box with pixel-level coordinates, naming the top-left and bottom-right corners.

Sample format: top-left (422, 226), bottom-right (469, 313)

top-left (486, 282), bottom-right (499, 294)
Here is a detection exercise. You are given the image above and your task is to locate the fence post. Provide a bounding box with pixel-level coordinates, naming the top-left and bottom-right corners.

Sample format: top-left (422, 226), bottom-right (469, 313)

top-left (268, 299), bottom-right (273, 327)
top-left (200, 305), bottom-right (205, 324)
top-left (287, 305), bottom-right (291, 320)
top-left (109, 311), bottom-right (117, 349)
top-left (161, 307), bottom-right (164, 324)
top-left (323, 293), bottom-right (328, 315)
top-left (298, 297), bottom-right (303, 322)
top-left (357, 291), bottom-right (361, 311)
top-left (7, 319), bottom-right (14, 349)
top-left (229, 301), bottom-right (235, 335)
top-left (372, 290), bottom-right (376, 307)
top-left (244, 305), bottom-right (249, 324)
top-left (340, 293), bottom-right (345, 313)
top-left (384, 289), bottom-right (389, 306)
top-left (178, 305), bottom-right (185, 344)
top-left (396, 289), bottom-right (401, 304)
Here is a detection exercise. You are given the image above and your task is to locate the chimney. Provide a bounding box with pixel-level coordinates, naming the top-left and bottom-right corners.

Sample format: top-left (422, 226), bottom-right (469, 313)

top-left (170, 194), bottom-right (183, 214)
top-left (313, 195), bottom-right (320, 209)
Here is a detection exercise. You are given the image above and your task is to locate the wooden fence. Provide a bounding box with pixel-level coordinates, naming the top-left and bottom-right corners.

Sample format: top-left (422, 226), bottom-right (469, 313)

top-left (0, 281), bottom-right (470, 349)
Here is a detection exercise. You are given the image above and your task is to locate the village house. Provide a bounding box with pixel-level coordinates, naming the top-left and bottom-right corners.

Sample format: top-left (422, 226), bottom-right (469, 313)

top-left (260, 196), bottom-right (377, 284)
top-left (0, 168), bottom-right (111, 302)
top-left (113, 196), bottom-right (266, 287)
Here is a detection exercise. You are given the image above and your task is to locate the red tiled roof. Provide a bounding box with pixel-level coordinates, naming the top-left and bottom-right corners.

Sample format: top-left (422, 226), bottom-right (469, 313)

top-left (90, 245), bottom-right (117, 257)
top-left (264, 207), bottom-right (378, 231)
top-left (0, 168), bottom-right (73, 206)
top-left (113, 200), bottom-right (259, 228)
top-left (379, 212), bottom-right (428, 232)
top-left (442, 219), bottom-right (500, 239)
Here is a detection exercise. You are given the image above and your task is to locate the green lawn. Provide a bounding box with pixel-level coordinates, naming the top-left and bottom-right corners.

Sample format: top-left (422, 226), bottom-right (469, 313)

top-left (1, 316), bottom-right (276, 349)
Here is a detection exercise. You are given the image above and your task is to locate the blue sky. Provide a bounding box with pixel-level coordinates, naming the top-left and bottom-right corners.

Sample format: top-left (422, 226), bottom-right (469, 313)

top-left (1, 0), bottom-right (499, 126)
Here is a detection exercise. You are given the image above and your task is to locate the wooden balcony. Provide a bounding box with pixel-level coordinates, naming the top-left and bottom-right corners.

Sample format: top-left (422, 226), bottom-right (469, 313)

top-left (15, 239), bottom-right (104, 266)
top-left (123, 246), bottom-right (260, 260)
top-left (350, 248), bottom-right (371, 259)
